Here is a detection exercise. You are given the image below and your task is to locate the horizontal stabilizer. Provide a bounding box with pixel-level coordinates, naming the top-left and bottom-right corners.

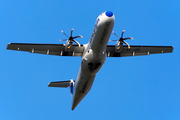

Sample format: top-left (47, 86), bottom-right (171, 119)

top-left (48, 81), bottom-right (72, 88)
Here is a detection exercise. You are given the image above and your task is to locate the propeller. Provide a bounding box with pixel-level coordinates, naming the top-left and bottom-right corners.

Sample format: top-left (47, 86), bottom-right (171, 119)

top-left (110, 30), bottom-right (133, 49)
top-left (59, 29), bottom-right (83, 47)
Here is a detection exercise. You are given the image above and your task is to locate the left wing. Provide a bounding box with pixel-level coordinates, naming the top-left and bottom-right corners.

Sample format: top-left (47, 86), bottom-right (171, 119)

top-left (6, 43), bottom-right (84, 56)
top-left (106, 45), bottom-right (173, 57)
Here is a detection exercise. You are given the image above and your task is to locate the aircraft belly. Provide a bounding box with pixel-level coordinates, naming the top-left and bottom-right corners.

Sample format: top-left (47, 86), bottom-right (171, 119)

top-left (71, 67), bottom-right (96, 110)
top-left (81, 52), bottom-right (106, 75)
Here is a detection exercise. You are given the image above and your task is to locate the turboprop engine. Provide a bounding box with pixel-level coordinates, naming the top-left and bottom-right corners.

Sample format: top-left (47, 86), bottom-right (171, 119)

top-left (59, 29), bottom-right (83, 52)
top-left (110, 30), bottom-right (133, 53)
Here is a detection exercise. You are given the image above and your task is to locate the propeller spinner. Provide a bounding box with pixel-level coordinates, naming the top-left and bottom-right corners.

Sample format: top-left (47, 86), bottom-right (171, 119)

top-left (59, 29), bottom-right (83, 47)
top-left (110, 30), bottom-right (133, 49)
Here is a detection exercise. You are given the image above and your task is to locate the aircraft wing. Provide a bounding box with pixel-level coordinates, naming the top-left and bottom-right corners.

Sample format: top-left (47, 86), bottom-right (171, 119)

top-left (6, 43), bottom-right (84, 56)
top-left (106, 45), bottom-right (174, 57)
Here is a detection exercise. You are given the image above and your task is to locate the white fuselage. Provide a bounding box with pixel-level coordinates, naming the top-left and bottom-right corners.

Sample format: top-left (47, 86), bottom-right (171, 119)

top-left (71, 11), bottom-right (115, 110)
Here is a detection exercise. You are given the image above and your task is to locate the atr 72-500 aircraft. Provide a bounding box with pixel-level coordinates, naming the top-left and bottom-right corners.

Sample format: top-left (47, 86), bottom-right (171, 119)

top-left (7, 11), bottom-right (173, 110)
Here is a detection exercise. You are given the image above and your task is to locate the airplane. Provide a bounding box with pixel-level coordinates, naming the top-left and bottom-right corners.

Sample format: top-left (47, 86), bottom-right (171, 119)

top-left (6, 11), bottom-right (173, 110)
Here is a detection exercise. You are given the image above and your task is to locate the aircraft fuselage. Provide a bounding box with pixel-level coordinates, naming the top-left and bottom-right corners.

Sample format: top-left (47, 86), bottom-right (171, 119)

top-left (71, 11), bottom-right (115, 110)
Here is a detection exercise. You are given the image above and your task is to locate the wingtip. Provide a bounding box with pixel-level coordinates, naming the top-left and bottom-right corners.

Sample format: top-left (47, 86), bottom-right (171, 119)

top-left (6, 43), bottom-right (11, 49)
top-left (172, 46), bottom-right (174, 52)
top-left (48, 82), bottom-right (51, 87)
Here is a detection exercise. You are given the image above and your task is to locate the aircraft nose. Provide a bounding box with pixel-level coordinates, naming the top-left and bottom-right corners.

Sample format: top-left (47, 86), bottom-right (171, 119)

top-left (105, 11), bottom-right (113, 17)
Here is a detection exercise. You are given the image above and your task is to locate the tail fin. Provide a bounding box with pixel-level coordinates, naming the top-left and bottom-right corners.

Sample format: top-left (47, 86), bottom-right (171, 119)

top-left (48, 79), bottom-right (75, 96)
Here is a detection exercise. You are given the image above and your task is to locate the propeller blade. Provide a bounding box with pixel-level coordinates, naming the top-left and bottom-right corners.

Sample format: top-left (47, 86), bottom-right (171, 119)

top-left (71, 29), bottom-right (74, 36)
top-left (61, 30), bottom-right (69, 37)
top-left (109, 40), bottom-right (118, 42)
top-left (72, 40), bottom-right (81, 47)
top-left (123, 41), bottom-right (130, 49)
top-left (73, 35), bottom-right (83, 39)
top-left (121, 30), bottom-right (125, 38)
top-left (59, 39), bottom-right (67, 41)
top-left (112, 31), bottom-right (120, 38)
top-left (124, 37), bottom-right (133, 40)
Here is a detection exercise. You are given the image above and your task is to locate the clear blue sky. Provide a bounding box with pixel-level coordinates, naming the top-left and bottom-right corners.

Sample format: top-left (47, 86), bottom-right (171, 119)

top-left (1, 0), bottom-right (180, 120)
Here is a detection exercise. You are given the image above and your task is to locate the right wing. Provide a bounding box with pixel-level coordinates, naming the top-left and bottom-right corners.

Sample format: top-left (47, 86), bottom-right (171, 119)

top-left (6, 43), bottom-right (84, 56)
top-left (106, 45), bottom-right (173, 57)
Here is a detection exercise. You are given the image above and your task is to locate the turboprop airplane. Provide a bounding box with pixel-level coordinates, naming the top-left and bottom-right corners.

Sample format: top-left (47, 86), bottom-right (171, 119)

top-left (7, 11), bottom-right (173, 110)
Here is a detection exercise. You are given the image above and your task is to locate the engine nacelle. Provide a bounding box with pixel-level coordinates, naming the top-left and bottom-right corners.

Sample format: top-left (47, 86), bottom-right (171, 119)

top-left (65, 40), bottom-right (73, 52)
top-left (115, 41), bottom-right (123, 53)
top-left (111, 30), bottom-right (132, 53)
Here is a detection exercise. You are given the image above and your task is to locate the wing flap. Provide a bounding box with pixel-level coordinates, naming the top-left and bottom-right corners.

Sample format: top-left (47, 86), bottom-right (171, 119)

top-left (7, 43), bottom-right (84, 56)
top-left (106, 45), bottom-right (173, 57)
